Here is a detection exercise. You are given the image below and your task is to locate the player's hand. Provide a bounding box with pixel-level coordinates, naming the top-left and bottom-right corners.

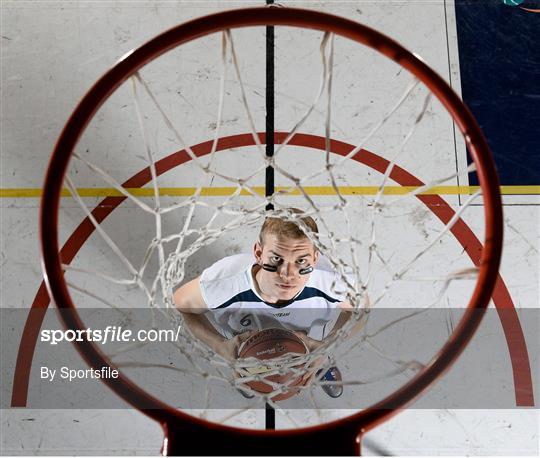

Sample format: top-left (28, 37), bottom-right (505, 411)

top-left (218, 331), bottom-right (257, 362)
top-left (292, 331), bottom-right (323, 352)
top-left (290, 331), bottom-right (328, 386)
top-left (298, 354), bottom-right (326, 386)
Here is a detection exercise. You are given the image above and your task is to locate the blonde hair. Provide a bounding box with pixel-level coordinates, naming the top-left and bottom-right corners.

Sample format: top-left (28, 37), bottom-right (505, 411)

top-left (259, 208), bottom-right (318, 244)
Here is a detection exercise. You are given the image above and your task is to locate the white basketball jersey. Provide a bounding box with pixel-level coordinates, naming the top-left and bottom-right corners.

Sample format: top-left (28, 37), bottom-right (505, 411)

top-left (199, 253), bottom-right (346, 341)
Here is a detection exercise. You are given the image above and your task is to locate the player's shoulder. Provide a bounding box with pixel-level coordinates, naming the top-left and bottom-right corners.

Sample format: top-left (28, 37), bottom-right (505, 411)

top-left (200, 253), bottom-right (253, 283)
top-left (308, 256), bottom-right (349, 301)
top-left (309, 269), bottom-right (343, 295)
top-left (200, 253), bottom-right (254, 308)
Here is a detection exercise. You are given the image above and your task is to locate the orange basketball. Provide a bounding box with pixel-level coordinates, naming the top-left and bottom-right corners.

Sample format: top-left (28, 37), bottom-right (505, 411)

top-left (237, 328), bottom-right (308, 401)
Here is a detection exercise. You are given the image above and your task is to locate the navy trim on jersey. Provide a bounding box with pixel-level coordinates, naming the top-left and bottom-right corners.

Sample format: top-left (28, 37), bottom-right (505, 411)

top-left (215, 290), bottom-right (262, 309)
top-left (214, 286), bottom-right (341, 309)
top-left (296, 287), bottom-right (341, 304)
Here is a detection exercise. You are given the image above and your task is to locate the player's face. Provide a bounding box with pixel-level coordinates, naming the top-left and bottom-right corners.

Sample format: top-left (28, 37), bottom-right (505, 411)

top-left (254, 234), bottom-right (319, 301)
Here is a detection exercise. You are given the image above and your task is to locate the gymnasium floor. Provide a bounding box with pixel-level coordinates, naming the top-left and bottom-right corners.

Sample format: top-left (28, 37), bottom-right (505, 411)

top-left (1, 1), bottom-right (538, 455)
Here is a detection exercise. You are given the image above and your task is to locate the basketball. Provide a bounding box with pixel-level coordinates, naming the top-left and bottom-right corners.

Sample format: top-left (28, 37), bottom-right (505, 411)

top-left (237, 328), bottom-right (309, 401)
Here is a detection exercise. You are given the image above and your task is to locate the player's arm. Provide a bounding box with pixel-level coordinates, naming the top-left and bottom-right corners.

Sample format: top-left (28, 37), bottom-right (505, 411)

top-left (333, 300), bottom-right (367, 337)
top-left (173, 277), bottom-right (251, 362)
top-left (173, 276), bottom-right (208, 313)
top-left (174, 277), bottom-right (236, 360)
top-left (294, 300), bottom-right (363, 352)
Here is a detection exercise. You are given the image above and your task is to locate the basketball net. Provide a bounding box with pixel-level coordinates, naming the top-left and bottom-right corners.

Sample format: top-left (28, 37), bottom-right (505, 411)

top-left (53, 22), bottom-right (495, 427)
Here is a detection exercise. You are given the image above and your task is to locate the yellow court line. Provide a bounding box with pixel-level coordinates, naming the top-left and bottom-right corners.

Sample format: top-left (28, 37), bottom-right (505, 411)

top-left (1, 185), bottom-right (539, 198)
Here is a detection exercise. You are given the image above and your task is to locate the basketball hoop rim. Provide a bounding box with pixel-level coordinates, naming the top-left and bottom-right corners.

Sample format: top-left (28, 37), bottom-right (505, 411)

top-left (40, 6), bottom-right (503, 438)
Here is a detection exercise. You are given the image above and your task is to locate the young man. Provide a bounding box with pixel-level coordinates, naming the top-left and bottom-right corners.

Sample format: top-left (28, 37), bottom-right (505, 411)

top-left (174, 210), bottom-right (350, 398)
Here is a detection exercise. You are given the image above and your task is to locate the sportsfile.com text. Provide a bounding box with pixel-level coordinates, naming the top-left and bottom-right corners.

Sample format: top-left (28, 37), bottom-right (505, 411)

top-left (40, 325), bottom-right (182, 345)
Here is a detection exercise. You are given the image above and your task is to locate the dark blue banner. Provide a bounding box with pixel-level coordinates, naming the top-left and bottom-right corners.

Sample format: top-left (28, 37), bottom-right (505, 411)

top-left (455, 0), bottom-right (540, 186)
